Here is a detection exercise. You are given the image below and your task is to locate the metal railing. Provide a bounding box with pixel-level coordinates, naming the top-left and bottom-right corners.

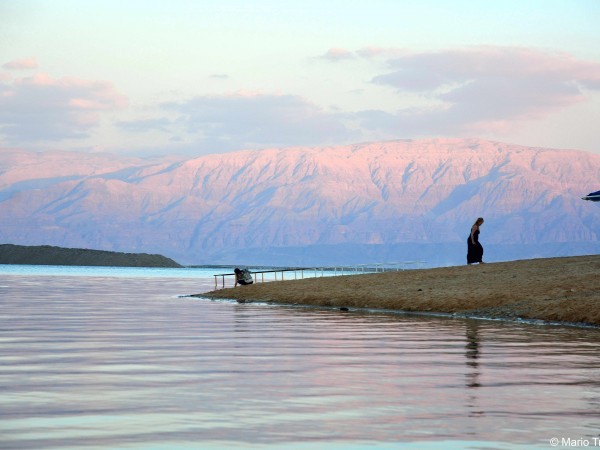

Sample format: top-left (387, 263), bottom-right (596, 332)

top-left (213, 261), bottom-right (425, 289)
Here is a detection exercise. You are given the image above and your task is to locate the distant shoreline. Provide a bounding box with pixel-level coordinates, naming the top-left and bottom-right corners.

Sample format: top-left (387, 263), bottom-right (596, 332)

top-left (199, 255), bottom-right (600, 327)
top-left (0, 244), bottom-right (182, 268)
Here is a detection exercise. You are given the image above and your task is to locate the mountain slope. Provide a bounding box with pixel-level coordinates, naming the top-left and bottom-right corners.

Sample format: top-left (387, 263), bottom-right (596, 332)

top-left (0, 139), bottom-right (598, 266)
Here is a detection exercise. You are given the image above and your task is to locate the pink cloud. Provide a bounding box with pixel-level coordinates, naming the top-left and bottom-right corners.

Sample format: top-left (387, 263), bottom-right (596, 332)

top-left (364, 46), bottom-right (600, 136)
top-left (355, 46), bottom-right (407, 59)
top-left (2, 58), bottom-right (39, 70)
top-left (319, 48), bottom-right (356, 62)
top-left (0, 73), bottom-right (127, 143)
top-left (374, 46), bottom-right (600, 93)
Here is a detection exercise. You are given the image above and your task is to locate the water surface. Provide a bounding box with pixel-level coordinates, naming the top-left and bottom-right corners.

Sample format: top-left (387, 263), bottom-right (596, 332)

top-left (1, 267), bottom-right (599, 449)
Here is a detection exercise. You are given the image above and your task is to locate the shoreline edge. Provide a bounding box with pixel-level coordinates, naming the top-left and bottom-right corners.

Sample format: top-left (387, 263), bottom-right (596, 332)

top-left (196, 255), bottom-right (600, 327)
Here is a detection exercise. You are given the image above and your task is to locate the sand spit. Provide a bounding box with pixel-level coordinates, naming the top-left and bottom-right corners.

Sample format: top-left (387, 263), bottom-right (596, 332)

top-left (198, 255), bottom-right (600, 326)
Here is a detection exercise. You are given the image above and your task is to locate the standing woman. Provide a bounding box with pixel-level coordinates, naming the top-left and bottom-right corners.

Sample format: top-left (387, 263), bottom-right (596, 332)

top-left (467, 217), bottom-right (485, 264)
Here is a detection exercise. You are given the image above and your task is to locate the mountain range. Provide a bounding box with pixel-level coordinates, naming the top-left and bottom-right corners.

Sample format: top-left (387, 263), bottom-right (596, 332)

top-left (1, 138), bottom-right (599, 266)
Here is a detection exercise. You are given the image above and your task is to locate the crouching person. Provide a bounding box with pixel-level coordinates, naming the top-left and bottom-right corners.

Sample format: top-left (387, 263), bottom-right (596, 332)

top-left (234, 268), bottom-right (254, 286)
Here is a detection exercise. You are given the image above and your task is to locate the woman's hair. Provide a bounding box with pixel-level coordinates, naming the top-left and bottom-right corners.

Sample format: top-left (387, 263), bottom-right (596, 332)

top-left (474, 217), bottom-right (484, 226)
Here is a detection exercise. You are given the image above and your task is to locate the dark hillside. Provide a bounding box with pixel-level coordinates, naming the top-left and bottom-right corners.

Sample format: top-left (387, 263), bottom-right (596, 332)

top-left (0, 244), bottom-right (182, 268)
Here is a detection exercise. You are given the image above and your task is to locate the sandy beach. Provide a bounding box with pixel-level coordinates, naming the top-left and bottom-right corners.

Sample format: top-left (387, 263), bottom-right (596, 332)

top-left (199, 255), bottom-right (600, 326)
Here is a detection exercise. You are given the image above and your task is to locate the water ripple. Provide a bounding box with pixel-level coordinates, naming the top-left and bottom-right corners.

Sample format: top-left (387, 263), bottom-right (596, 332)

top-left (1, 273), bottom-right (600, 449)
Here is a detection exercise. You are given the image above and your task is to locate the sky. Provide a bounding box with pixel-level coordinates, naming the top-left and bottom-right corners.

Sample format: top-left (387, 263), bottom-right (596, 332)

top-left (1, 0), bottom-right (600, 157)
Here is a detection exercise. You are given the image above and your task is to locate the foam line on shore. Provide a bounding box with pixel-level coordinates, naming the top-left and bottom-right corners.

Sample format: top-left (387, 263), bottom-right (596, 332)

top-left (190, 294), bottom-right (600, 329)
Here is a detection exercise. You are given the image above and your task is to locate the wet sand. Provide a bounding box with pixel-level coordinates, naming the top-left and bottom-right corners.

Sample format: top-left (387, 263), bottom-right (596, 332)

top-left (198, 255), bottom-right (600, 326)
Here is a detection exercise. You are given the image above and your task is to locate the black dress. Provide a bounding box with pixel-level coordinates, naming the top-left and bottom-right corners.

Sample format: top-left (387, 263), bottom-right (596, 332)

top-left (467, 228), bottom-right (483, 264)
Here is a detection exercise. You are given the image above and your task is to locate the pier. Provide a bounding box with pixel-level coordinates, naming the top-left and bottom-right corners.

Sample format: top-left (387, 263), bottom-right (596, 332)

top-left (213, 262), bottom-right (425, 289)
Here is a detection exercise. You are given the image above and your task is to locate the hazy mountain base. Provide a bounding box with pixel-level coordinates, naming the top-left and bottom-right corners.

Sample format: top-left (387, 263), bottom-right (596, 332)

top-left (0, 244), bottom-right (182, 268)
top-left (199, 242), bottom-right (600, 268)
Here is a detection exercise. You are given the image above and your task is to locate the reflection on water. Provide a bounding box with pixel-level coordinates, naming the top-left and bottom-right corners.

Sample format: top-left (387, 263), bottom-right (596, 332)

top-left (1, 271), bottom-right (600, 449)
top-left (465, 322), bottom-right (483, 392)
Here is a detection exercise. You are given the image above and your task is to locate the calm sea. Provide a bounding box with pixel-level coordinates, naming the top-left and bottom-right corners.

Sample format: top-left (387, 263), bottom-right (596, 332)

top-left (1, 265), bottom-right (599, 449)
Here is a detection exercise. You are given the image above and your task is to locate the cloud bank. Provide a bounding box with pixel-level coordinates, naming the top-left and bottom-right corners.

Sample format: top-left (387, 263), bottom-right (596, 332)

top-left (120, 92), bottom-right (358, 152)
top-left (0, 72), bottom-right (127, 143)
top-left (2, 46), bottom-right (600, 154)
top-left (363, 46), bottom-right (600, 135)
